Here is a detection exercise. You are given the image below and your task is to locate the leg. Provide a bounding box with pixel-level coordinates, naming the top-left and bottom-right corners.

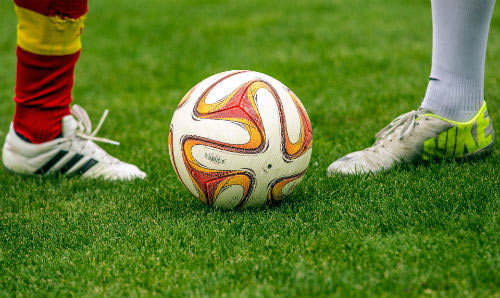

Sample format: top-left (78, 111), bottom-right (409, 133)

top-left (13, 0), bottom-right (87, 143)
top-left (2, 0), bottom-right (146, 180)
top-left (422, 0), bottom-right (495, 122)
top-left (328, 0), bottom-right (496, 175)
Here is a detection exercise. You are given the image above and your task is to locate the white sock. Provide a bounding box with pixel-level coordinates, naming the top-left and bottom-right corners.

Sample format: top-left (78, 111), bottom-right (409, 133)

top-left (421, 0), bottom-right (495, 122)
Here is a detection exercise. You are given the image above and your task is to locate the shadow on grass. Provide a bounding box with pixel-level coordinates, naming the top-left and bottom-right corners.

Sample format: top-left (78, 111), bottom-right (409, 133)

top-left (2, 170), bottom-right (149, 201)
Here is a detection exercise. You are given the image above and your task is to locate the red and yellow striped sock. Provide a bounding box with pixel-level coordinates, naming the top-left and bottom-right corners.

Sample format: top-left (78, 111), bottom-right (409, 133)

top-left (13, 0), bottom-right (87, 143)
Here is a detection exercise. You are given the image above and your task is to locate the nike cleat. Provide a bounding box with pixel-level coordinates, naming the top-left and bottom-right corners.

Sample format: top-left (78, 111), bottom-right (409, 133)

top-left (328, 102), bottom-right (495, 175)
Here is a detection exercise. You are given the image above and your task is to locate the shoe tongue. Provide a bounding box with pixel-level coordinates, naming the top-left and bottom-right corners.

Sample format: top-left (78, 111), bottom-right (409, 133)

top-left (61, 115), bottom-right (77, 138)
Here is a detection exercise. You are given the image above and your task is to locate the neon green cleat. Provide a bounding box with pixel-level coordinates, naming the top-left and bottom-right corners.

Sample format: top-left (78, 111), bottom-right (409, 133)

top-left (327, 102), bottom-right (495, 175)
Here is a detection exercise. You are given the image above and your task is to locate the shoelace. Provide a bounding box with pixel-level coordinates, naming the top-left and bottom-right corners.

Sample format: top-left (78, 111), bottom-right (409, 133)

top-left (70, 105), bottom-right (120, 146)
top-left (375, 110), bottom-right (420, 141)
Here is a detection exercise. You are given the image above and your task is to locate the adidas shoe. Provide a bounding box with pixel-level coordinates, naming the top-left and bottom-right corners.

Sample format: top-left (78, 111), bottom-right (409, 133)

top-left (2, 105), bottom-right (146, 180)
top-left (327, 102), bottom-right (495, 175)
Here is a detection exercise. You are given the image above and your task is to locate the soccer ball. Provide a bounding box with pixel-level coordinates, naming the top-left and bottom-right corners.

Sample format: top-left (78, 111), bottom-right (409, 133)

top-left (168, 70), bottom-right (313, 209)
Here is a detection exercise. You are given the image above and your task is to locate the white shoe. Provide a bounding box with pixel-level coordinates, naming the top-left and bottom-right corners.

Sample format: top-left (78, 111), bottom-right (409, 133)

top-left (2, 105), bottom-right (146, 181)
top-left (328, 102), bottom-right (495, 175)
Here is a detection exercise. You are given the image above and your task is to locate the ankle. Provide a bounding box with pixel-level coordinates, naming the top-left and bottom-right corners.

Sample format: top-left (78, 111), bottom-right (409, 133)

top-left (421, 69), bottom-right (483, 122)
top-left (13, 104), bottom-right (70, 144)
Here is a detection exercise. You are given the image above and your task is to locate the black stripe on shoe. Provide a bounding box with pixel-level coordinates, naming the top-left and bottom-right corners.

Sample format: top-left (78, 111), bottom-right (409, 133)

top-left (73, 158), bottom-right (98, 175)
top-left (35, 150), bottom-right (68, 174)
top-left (57, 153), bottom-right (84, 175)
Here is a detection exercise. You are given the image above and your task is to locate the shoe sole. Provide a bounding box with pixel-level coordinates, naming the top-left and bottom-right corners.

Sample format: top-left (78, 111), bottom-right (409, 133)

top-left (328, 142), bottom-right (494, 176)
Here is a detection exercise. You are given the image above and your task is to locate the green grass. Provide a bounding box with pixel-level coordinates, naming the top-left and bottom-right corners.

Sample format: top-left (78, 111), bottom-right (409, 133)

top-left (1, 0), bottom-right (500, 297)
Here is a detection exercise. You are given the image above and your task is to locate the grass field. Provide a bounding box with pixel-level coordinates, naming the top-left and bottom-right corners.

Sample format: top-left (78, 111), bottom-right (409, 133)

top-left (1, 0), bottom-right (500, 297)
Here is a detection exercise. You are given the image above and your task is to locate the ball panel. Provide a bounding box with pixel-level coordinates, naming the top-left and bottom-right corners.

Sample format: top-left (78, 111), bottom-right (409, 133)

top-left (203, 71), bottom-right (254, 104)
top-left (181, 137), bottom-right (256, 206)
top-left (209, 174), bottom-right (253, 208)
top-left (213, 184), bottom-right (245, 209)
top-left (176, 70), bottom-right (248, 116)
top-left (168, 127), bottom-right (174, 163)
top-left (195, 79), bottom-right (268, 153)
top-left (191, 144), bottom-right (259, 171)
top-left (239, 72), bottom-right (313, 161)
top-left (281, 89), bottom-right (313, 160)
top-left (266, 169), bottom-right (307, 205)
top-left (276, 86), bottom-right (302, 144)
top-left (176, 84), bottom-right (196, 110)
top-left (186, 118), bottom-right (251, 146)
top-left (169, 126), bottom-right (201, 200)
top-left (191, 70), bottom-right (250, 109)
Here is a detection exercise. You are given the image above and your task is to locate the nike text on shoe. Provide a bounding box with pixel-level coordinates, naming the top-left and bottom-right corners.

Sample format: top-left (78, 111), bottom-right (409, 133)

top-left (327, 102), bottom-right (494, 175)
top-left (2, 105), bottom-right (146, 180)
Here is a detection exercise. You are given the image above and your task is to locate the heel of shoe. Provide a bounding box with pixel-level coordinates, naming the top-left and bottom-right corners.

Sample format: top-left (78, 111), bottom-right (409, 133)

top-left (462, 142), bottom-right (494, 159)
top-left (2, 140), bottom-right (31, 175)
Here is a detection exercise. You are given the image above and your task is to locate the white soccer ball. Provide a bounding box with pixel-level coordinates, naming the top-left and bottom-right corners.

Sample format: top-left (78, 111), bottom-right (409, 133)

top-left (168, 70), bottom-right (313, 209)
